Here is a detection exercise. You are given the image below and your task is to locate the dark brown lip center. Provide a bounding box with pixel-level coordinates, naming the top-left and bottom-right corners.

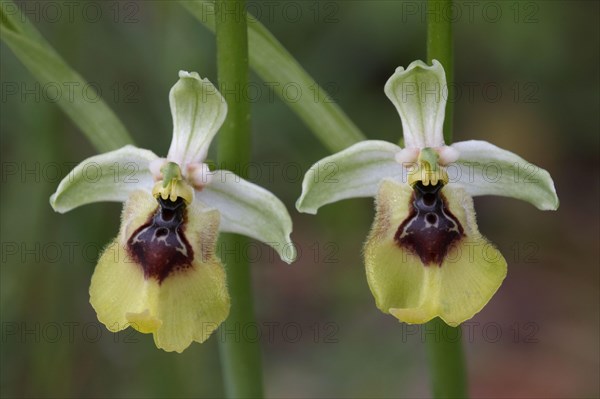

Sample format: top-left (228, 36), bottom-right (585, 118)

top-left (394, 182), bottom-right (464, 266)
top-left (127, 197), bottom-right (194, 283)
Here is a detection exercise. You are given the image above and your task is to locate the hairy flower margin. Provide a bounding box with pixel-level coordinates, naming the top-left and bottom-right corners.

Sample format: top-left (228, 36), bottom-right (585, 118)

top-left (296, 60), bottom-right (558, 326)
top-left (50, 71), bottom-right (296, 352)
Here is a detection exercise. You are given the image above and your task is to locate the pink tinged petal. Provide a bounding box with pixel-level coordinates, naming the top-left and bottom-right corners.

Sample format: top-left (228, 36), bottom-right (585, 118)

top-left (394, 147), bottom-right (420, 164)
top-left (364, 180), bottom-right (507, 326)
top-left (186, 162), bottom-right (214, 189)
top-left (436, 146), bottom-right (459, 165)
top-left (149, 158), bottom-right (168, 181)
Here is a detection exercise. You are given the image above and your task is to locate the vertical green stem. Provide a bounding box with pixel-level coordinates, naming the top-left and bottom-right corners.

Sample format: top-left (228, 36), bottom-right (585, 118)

top-left (215, 1), bottom-right (264, 398)
top-left (424, 318), bottom-right (467, 398)
top-left (425, 1), bottom-right (467, 398)
top-left (427, 0), bottom-right (454, 144)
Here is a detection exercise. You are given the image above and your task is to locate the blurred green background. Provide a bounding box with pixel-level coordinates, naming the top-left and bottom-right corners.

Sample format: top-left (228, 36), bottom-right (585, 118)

top-left (1, 0), bottom-right (598, 398)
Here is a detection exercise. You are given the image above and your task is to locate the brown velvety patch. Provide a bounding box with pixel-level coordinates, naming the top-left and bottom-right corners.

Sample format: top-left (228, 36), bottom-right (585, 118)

top-left (395, 182), bottom-right (464, 266)
top-left (127, 197), bottom-right (194, 283)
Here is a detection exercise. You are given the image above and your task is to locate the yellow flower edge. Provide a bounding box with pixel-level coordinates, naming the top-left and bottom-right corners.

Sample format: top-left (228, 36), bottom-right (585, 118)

top-left (364, 179), bottom-right (507, 326)
top-left (90, 190), bottom-right (230, 353)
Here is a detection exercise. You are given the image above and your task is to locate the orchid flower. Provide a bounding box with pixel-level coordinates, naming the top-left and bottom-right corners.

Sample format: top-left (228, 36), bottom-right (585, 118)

top-left (50, 71), bottom-right (296, 352)
top-left (296, 60), bottom-right (558, 326)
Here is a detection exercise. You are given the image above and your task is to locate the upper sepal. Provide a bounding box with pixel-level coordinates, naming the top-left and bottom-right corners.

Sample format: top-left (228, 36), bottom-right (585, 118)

top-left (384, 60), bottom-right (447, 148)
top-left (166, 71), bottom-right (227, 166)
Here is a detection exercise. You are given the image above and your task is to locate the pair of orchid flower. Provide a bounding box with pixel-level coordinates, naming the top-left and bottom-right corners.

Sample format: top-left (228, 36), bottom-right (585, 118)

top-left (50, 61), bottom-right (558, 353)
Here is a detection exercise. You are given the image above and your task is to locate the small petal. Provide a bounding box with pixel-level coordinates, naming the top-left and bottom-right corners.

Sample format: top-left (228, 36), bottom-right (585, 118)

top-left (394, 147), bottom-right (420, 164)
top-left (384, 60), bottom-right (447, 148)
top-left (196, 170), bottom-right (296, 264)
top-left (187, 162), bottom-right (214, 189)
top-left (50, 145), bottom-right (158, 213)
top-left (90, 190), bottom-right (230, 352)
top-left (149, 158), bottom-right (168, 180)
top-left (436, 146), bottom-right (459, 165)
top-left (166, 71), bottom-right (227, 166)
top-left (364, 179), bottom-right (507, 326)
top-left (296, 140), bottom-right (405, 214)
top-left (450, 140), bottom-right (559, 210)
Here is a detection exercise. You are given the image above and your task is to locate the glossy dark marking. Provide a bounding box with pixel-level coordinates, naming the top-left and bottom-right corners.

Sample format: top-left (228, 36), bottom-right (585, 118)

top-left (127, 197), bottom-right (193, 283)
top-left (394, 182), bottom-right (464, 266)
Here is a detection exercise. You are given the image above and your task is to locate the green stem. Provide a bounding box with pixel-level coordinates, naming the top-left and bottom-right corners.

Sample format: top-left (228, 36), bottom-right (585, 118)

top-left (427, 0), bottom-right (454, 144)
top-left (425, 1), bottom-right (467, 398)
top-left (179, 0), bottom-right (365, 152)
top-left (424, 318), bottom-right (467, 398)
top-left (215, 1), bottom-right (264, 398)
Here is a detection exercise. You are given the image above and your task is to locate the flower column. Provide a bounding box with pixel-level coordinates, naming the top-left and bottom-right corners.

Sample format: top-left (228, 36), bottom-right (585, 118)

top-left (215, 0), bottom-right (264, 397)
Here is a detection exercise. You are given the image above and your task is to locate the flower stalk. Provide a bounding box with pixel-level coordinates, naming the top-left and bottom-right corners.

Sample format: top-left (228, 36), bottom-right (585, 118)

top-left (425, 1), bottom-right (468, 398)
top-left (427, 0), bottom-right (454, 144)
top-left (215, 0), bottom-right (264, 397)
